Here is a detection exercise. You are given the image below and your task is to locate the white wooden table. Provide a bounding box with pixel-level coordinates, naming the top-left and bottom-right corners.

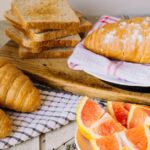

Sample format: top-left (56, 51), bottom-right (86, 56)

top-left (0, 21), bottom-right (78, 150)
top-left (7, 122), bottom-right (77, 150)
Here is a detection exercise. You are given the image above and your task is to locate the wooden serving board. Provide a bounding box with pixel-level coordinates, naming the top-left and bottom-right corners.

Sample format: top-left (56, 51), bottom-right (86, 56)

top-left (1, 41), bottom-right (150, 105)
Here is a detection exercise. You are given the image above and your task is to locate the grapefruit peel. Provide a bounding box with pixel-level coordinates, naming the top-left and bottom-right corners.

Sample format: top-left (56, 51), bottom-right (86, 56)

top-left (127, 105), bottom-right (150, 128)
top-left (90, 133), bottom-right (123, 150)
top-left (76, 96), bottom-right (105, 140)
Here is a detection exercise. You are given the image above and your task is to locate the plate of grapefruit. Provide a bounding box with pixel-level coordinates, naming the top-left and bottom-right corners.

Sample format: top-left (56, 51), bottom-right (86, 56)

top-left (75, 97), bottom-right (150, 150)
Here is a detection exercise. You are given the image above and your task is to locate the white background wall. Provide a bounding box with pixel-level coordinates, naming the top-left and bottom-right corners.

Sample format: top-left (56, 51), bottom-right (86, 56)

top-left (1, 0), bottom-right (150, 20)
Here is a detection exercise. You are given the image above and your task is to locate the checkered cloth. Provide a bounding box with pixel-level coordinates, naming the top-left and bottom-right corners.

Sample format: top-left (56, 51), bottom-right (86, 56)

top-left (0, 83), bottom-right (106, 149)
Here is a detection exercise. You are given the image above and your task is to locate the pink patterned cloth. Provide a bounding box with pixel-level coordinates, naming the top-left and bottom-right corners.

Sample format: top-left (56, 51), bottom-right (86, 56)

top-left (68, 16), bottom-right (150, 86)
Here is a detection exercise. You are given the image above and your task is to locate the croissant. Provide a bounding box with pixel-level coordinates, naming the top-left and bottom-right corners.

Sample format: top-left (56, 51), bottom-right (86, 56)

top-left (0, 58), bottom-right (41, 112)
top-left (84, 17), bottom-right (150, 64)
top-left (0, 109), bottom-right (12, 138)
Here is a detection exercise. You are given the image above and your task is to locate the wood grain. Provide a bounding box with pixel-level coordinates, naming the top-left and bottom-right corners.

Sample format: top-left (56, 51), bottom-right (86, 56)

top-left (7, 137), bottom-right (39, 150)
top-left (45, 122), bottom-right (76, 150)
top-left (0, 41), bottom-right (150, 105)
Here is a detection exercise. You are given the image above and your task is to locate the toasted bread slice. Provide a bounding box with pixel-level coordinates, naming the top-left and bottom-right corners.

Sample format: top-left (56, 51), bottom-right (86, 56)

top-left (75, 10), bottom-right (83, 19)
top-left (29, 18), bottom-right (92, 41)
top-left (5, 10), bottom-right (92, 41)
top-left (11, 0), bottom-right (80, 30)
top-left (5, 10), bottom-right (41, 33)
top-left (18, 46), bottom-right (73, 59)
top-left (6, 26), bottom-right (81, 53)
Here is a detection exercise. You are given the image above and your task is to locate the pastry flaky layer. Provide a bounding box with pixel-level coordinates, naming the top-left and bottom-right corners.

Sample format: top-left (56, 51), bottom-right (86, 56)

top-left (84, 17), bottom-right (150, 64)
top-left (0, 58), bottom-right (41, 112)
top-left (0, 109), bottom-right (12, 138)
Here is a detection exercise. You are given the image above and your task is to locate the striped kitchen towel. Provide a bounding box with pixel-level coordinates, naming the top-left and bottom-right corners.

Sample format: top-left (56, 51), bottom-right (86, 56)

top-left (0, 83), bottom-right (106, 149)
top-left (68, 16), bottom-right (150, 87)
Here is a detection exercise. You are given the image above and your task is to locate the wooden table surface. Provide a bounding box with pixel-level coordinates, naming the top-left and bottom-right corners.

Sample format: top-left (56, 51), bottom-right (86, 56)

top-left (0, 20), bottom-right (79, 150)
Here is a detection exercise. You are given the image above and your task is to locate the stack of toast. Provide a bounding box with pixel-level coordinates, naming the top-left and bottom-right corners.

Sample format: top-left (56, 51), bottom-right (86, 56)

top-left (5, 0), bottom-right (92, 59)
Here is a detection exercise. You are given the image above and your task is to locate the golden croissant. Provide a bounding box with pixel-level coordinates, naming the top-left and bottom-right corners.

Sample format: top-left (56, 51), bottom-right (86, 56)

top-left (0, 58), bottom-right (41, 112)
top-left (0, 109), bottom-right (12, 138)
top-left (84, 17), bottom-right (150, 64)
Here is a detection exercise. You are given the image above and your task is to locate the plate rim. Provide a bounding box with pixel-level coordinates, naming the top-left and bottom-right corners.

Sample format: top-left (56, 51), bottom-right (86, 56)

top-left (84, 70), bottom-right (150, 87)
top-left (75, 128), bottom-right (81, 150)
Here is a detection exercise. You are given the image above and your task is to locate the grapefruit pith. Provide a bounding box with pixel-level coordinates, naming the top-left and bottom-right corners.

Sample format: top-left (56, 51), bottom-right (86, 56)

top-left (107, 101), bottom-right (150, 128)
top-left (91, 125), bottom-right (150, 150)
top-left (107, 101), bottom-right (131, 127)
top-left (119, 125), bottom-right (150, 150)
top-left (127, 105), bottom-right (150, 128)
top-left (77, 97), bottom-right (105, 140)
top-left (91, 113), bottom-right (125, 137)
top-left (140, 106), bottom-right (150, 116)
top-left (77, 97), bottom-right (125, 140)
top-left (91, 134), bottom-right (123, 150)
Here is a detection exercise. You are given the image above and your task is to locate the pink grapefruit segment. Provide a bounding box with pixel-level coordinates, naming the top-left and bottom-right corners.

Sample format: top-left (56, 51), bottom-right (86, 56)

top-left (107, 101), bottom-right (150, 128)
top-left (119, 125), bottom-right (150, 150)
top-left (91, 125), bottom-right (150, 150)
top-left (81, 98), bottom-right (104, 127)
top-left (127, 105), bottom-right (150, 128)
top-left (91, 113), bottom-right (125, 137)
top-left (77, 96), bottom-right (105, 140)
top-left (77, 97), bottom-right (125, 140)
top-left (107, 101), bottom-right (131, 127)
top-left (91, 134), bottom-right (123, 150)
top-left (140, 106), bottom-right (150, 116)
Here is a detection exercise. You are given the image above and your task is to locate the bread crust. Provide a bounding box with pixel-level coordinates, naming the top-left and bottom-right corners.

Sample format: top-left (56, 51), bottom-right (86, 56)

top-left (18, 46), bottom-right (73, 59)
top-left (5, 27), bottom-right (81, 53)
top-left (11, 0), bottom-right (80, 30)
top-left (5, 10), bottom-right (92, 41)
top-left (0, 57), bottom-right (41, 112)
top-left (84, 17), bottom-right (150, 64)
top-left (0, 109), bottom-right (12, 138)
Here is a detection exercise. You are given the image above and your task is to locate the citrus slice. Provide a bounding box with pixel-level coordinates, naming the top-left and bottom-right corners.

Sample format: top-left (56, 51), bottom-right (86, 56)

top-left (127, 105), bottom-right (150, 128)
top-left (140, 106), bottom-right (150, 116)
top-left (90, 133), bottom-right (124, 150)
top-left (91, 113), bottom-right (125, 137)
top-left (77, 96), bottom-right (105, 140)
top-left (107, 101), bottom-right (131, 127)
top-left (119, 125), bottom-right (150, 150)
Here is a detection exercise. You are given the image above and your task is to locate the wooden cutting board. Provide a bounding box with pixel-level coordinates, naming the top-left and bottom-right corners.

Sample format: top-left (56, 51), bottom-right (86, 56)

top-left (1, 41), bottom-right (150, 105)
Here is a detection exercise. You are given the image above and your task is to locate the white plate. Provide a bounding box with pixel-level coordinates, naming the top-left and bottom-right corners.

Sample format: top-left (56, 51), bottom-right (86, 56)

top-left (85, 70), bottom-right (150, 87)
top-left (68, 16), bottom-right (150, 88)
top-left (75, 129), bottom-right (92, 150)
top-left (75, 130), bottom-right (81, 150)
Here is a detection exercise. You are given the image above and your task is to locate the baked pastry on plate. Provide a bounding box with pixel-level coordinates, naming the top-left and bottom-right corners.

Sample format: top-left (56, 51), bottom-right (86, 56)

top-left (84, 17), bottom-right (150, 64)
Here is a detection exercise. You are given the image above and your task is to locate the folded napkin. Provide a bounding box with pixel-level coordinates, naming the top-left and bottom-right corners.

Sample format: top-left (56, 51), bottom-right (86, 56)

top-left (68, 16), bottom-right (150, 86)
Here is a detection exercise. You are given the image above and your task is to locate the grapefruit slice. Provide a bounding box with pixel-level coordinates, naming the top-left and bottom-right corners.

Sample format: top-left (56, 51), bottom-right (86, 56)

top-left (77, 97), bottom-right (105, 140)
top-left (91, 113), bottom-right (125, 137)
top-left (107, 101), bottom-right (131, 127)
top-left (90, 134), bottom-right (124, 150)
top-left (119, 125), bottom-right (150, 150)
top-left (140, 106), bottom-right (150, 116)
top-left (77, 97), bottom-right (125, 140)
top-left (127, 105), bottom-right (150, 128)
